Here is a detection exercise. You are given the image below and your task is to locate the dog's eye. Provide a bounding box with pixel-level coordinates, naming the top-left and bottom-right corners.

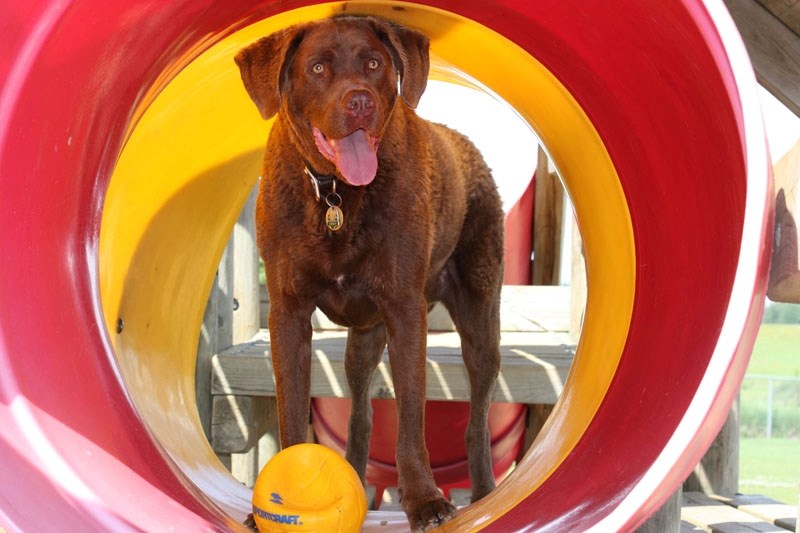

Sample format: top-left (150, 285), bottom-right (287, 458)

top-left (312, 63), bottom-right (325, 74)
top-left (367, 59), bottom-right (380, 70)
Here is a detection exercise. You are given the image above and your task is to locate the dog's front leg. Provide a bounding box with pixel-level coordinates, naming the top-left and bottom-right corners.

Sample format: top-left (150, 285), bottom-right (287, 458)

top-left (344, 323), bottom-right (387, 483)
top-left (384, 298), bottom-right (456, 531)
top-left (268, 304), bottom-right (314, 448)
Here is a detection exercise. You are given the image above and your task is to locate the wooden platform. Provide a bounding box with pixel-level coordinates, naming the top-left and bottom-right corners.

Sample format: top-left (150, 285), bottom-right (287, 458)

top-left (680, 492), bottom-right (797, 532)
top-left (212, 329), bottom-right (573, 404)
top-left (207, 284), bottom-right (799, 531)
top-left (210, 285), bottom-right (575, 457)
top-left (364, 488), bottom-right (798, 532)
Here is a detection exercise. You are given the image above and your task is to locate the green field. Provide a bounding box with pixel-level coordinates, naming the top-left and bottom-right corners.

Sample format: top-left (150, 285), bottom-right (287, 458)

top-left (747, 324), bottom-right (800, 376)
top-left (739, 437), bottom-right (800, 505)
top-left (739, 323), bottom-right (800, 504)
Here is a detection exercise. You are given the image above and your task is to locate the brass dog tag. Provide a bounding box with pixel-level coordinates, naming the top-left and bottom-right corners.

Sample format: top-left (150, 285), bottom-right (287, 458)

top-left (326, 205), bottom-right (344, 231)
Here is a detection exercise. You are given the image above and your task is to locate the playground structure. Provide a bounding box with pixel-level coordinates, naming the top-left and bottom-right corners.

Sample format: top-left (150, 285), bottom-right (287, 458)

top-left (0, 1), bottom-right (774, 532)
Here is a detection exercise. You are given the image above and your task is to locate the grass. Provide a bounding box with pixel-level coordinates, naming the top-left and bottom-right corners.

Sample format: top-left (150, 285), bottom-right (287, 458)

top-left (739, 437), bottom-right (800, 505)
top-left (738, 322), bottom-right (800, 503)
top-left (746, 324), bottom-right (800, 377)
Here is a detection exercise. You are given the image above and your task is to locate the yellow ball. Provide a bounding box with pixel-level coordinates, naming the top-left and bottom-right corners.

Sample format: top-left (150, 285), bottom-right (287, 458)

top-left (251, 443), bottom-right (368, 533)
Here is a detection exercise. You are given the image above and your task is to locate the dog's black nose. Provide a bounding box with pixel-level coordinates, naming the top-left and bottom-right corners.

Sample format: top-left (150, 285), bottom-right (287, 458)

top-left (344, 90), bottom-right (375, 118)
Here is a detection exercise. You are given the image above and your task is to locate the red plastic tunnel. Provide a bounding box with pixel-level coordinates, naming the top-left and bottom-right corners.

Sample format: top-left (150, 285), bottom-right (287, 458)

top-left (0, 1), bottom-right (771, 531)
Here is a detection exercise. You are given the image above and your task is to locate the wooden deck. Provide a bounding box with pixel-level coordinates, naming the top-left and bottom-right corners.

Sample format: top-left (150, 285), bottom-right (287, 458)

top-left (364, 488), bottom-right (798, 532)
top-left (208, 284), bottom-right (799, 531)
top-left (210, 285), bottom-right (575, 458)
top-left (212, 329), bottom-right (573, 404)
top-left (209, 285), bottom-right (574, 483)
top-left (680, 492), bottom-right (797, 532)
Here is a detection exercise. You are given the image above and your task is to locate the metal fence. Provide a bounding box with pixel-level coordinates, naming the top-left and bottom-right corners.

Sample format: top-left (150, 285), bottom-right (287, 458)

top-left (740, 374), bottom-right (800, 439)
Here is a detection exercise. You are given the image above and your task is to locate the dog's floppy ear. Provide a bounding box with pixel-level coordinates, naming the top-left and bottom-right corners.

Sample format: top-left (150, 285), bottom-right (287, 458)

top-left (235, 26), bottom-right (304, 119)
top-left (373, 19), bottom-right (430, 109)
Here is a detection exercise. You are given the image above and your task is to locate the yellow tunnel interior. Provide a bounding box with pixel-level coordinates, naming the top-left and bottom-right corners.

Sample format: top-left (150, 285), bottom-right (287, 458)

top-left (98, 1), bottom-right (634, 526)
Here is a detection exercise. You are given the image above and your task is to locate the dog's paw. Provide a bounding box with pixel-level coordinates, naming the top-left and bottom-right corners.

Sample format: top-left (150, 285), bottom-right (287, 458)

top-left (403, 493), bottom-right (456, 531)
top-left (243, 513), bottom-right (258, 532)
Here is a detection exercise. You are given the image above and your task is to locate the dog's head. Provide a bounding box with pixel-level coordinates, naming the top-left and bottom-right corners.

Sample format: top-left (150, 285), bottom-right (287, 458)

top-left (235, 16), bottom-right (430, 186)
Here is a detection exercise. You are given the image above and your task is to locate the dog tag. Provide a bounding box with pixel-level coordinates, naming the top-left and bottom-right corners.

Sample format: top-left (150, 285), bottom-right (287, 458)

top-left (326, 205), bottom-right (344, 231)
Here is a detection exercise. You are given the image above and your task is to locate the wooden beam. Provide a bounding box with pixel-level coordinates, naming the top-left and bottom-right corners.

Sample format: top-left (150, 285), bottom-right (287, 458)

top-left (532, 147), bottom-right (564, 285)
top-left (212, 329), bottom-right (574, 404)
top-left (768, 141), bottom-right (800, 302)
top-left (212, 286), bottom-right (574, 404)
top-left (211, 395), bottom-right (272, 454)
top-left (681, 492), bottom-right (788, 532)
top-left (725, 0), bottom-right (800, 118)
top-left (636, 489), bottom-right (683, 533)
top-left (723, 494), bottom-right (798, 531)
top-left (754, 0), bottom-right (800, 37)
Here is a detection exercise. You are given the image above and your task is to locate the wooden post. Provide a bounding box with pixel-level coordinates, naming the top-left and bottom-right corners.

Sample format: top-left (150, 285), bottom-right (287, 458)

top-left (723, 0), bottom-right (800, 119)
top-left (196, 247), bottom-right (234, 440)
top-left (723, 0), bottom-right (800, 301)
top-left (532, 147), bottom-right (564, 286)
top-left (228, 186), bottom-right (265, 483)
top-left (523, 148), bottom-right (568, 457)
top-left (768, 141), bottom-right (800, 303)
top-left (198, 184), bottom-right (265, 481)
top-left (522, 404), bottom-right (553, 454)
top-left (684, 400), bottom-right (740, 497)
top-left (232, 189), bottom-right (261, 341)
top-left (569, 216), bottom-right (586, 345)
top-left (635, 488), bottom-right (682, 533)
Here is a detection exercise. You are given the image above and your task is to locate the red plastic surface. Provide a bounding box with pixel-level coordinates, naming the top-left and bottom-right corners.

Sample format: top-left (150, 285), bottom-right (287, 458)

top-left (312, 399), bottom-right (526, 494)
top-left (504, 176), bottom-right (536, 285)
top-left (0, 1), bottom-right (770, 531)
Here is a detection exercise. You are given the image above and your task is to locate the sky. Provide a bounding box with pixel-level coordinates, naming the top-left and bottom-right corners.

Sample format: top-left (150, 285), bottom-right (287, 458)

top-left (759, 87), bottom-right (800, 163)
top-left (416, 80), bottom-right (538, 213)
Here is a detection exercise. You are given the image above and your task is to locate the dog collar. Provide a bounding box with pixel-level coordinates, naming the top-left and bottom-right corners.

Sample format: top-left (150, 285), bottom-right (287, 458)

top-left (304, 165), bottom-right (336, 202)
top-left (304, 165), bottom-right (344, 232)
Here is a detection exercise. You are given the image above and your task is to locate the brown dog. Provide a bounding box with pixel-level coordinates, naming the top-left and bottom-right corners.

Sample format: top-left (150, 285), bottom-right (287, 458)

top-left (236, 16), bottom-right (504, 531)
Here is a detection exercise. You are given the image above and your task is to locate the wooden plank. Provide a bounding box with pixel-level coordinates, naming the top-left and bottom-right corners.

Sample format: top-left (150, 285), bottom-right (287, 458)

top-left (211, 395), bottom-right (273, 454)
top-left (637, 488), bottom-right (682, 533)
top-left (724, 0), bottom-right (800, 118)
top-left (768, 141), bottom-right (800, 303)
top-left (212, 329), bottom-right (574, 404)
top-left (754, 0), bottom-right (800, 37)
top-left (532, 147), bottom-right (564, 285)
top-left (379, 487), bottom-right (470, 512)
top-left (365, 485), bottom-right (377, 511)
top-left (261, 284), bottom-right (572, 333)
top-left (232, 185), bottom-right (261, 342)
top-left (682, 521), bottom-right (708, 532)
top-left (197, 259), bottom-right (233, 440)
top-left (449, 488), bottom-right (472, 509)
top-left (211, 285), bottom-right (574, 458)
top-left (722, 494), bottom-right (797, 531)
top-left (348, 487), bottom-right (798, 532)
top-left (500, 285), bottom-right (571, 333)
top-left (569, 214), bottom-right (586, 343)
top-left (524, 403), bottom-right (554, 452)
top-left (201, 184), bottom-right (263, 485)
top-left (681, 492), bottom-right (787, 532)
top-left (380, 487), bottom-right (403, 512)
top-left (427, 302), bottom-right (454, 331)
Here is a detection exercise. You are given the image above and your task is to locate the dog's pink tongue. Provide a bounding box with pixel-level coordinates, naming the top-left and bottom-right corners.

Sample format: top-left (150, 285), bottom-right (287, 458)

top-left (330, 129), bottom-right (378, 186)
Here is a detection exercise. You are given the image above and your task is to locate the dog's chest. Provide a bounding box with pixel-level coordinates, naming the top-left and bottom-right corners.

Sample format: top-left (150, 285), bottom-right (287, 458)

top-left (315, 273), bottom-right (382, 328)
